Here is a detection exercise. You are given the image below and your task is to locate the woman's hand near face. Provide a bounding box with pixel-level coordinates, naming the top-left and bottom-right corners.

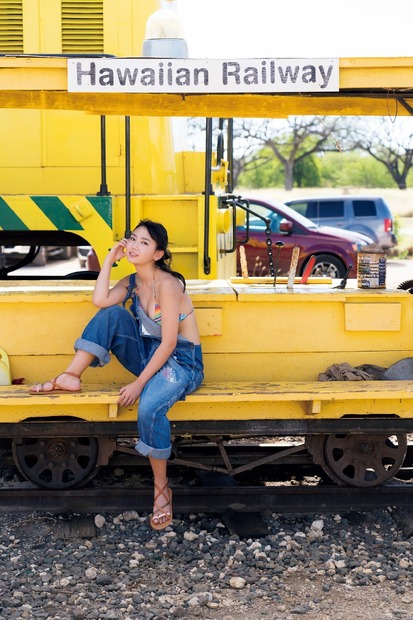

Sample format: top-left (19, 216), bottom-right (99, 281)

top-left (107, 239), bottom-right (127, 263)
top-left (92, 239), bottom-right (130, 308)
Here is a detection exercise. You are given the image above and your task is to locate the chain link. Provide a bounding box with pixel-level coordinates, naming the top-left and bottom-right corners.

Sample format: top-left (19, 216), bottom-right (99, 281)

top-left (264, 222), bottom-right (275, 277)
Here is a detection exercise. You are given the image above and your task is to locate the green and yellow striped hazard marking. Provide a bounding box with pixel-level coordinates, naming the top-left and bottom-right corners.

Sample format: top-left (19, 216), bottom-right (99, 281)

top-left (0, 195), bottom-right (113, 246)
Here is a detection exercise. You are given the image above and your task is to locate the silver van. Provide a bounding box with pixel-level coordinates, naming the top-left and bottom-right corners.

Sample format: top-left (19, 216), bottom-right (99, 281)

top-left (284, 195), bottom-right (397, 249)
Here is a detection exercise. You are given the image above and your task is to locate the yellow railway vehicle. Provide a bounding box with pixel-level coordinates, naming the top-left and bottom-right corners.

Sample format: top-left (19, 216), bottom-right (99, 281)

top-left (1, 1), bottom-right (413, 493)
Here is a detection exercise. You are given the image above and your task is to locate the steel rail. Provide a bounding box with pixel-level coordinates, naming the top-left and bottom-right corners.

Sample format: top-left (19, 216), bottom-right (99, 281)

top-left (1, 484), bottom-right (413, 515)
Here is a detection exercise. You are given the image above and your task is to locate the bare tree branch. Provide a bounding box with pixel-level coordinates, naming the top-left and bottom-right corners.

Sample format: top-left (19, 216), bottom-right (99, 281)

top-left (354, 118), bottom-right (413, 189)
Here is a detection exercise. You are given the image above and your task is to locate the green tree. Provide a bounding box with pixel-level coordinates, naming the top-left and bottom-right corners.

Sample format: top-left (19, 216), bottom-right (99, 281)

top-left (237, 146), bottom-right (284, 187)
top-left (353, 118), bottom-right (413, 190)
top-left (293, 155), bottom-right (321, 187)
top-left (237, 116), bottom-right (356, 191)
top-left (317, 151), bottom-right (394, 187)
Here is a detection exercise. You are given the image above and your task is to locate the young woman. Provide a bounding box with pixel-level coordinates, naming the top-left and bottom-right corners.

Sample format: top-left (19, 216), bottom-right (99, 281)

top-left (30, 220), bottom-right (204, 530)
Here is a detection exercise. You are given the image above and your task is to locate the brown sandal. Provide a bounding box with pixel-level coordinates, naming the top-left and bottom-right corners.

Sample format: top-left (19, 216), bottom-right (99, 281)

top-left (29, 371), bottom-right (81, 395)
top-left (150, 482), bottom-right (173, 531)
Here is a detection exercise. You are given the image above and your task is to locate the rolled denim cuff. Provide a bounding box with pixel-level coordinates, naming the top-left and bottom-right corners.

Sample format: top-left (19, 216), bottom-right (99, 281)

top-left (74, 337), bottom-right (111, 368)
top-left (135, 439), bottom-right (171, 460)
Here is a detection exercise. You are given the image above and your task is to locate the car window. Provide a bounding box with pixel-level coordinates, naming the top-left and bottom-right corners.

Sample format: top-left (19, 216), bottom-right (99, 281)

top-left (248, 205), bottom-right (283, 233)
top-left (353, 200), bottom-right (377, 217)
top-left (307, 200), bottom-right (345, 218)
top-left (286, 201), bottom-right (307, 216)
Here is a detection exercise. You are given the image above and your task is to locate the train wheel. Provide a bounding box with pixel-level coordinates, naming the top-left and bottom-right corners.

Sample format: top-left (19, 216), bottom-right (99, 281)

top-left (321, 433), bottom-right (407, 487)
top-left (12, 436), bottom-right (100, 489)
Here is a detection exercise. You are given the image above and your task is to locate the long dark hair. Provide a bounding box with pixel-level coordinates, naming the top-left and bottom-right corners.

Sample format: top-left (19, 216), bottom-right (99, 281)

top-left (133, 219), bottom-right (186, 290)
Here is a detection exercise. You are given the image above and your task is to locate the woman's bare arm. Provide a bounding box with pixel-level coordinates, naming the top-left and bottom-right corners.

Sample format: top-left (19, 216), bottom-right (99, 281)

top-left (92, 240), bottom-right (130, 308)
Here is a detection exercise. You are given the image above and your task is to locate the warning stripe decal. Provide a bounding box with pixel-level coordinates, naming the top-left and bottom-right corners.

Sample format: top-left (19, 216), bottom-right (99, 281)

top-left (0, 195), bottom-right (112, 232)
top-left (87, 196), bottom-right (112, 227)
top-left (31, 196), bottom-right (84, 231)
top-left (0, 197), bottom-right (29, 230)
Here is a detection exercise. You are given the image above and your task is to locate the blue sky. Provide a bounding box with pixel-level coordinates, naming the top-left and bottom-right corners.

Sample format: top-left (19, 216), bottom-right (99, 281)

top-left (176, 0), bottom-right (413, 58)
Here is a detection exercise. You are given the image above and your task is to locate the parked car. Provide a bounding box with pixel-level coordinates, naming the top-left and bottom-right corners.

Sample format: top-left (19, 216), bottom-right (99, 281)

top-left (237, 197), bottom-right (373, 278)
top-left (1, 245), bottom-right (75, 266)
top-left (77, 246), bottom-right (100, 271)
top-left (284, 195), bottom-right (397, 249)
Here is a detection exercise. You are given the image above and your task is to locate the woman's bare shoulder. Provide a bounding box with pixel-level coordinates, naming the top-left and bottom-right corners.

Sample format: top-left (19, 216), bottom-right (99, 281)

top-left (116, 273), bottom-right (135, 288)
top-left (158, 273), bottom-right (184, 296)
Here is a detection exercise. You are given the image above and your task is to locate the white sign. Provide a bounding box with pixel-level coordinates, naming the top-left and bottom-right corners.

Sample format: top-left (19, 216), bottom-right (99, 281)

top-left (67, 58), bottom-right (339, 94)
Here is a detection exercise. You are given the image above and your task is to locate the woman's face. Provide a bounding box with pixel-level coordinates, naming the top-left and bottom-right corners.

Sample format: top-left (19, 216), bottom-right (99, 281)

top-left (126, 226), bottom-right (163, 265)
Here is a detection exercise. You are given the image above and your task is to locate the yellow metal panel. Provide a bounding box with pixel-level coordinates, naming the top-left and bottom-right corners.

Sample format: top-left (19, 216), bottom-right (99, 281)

top-left (231, 276), bottom-right (332, 286)
top-left (0, 109), bottom-right (41, 167)
top-left (44, 109), bottom-right (101, 167)
top-left (1, 57), bottom-right (413, 118)
top-left (339, 57), bottom-right (413, 88)
top-left (2, 282), bottom-right (413, 388)
top-left (175, 151), bottom-right (205, 194)
top-left (40, 0), bottom-right (62, 52)
top-left (0, 90), bottom-right (412, 119)
top-left (9, 355), bottom-right (136, 386)
top-left (113, 194), bottom-right (205, 279)
top-left (22, 0), bottom-right (39, 53)
top-left (195, 308), bottom-right (222, 337)
top-left (345, 303), bottom-right (401, 331)
top-left (3, 379), bottom-right (413, 424)
top-left (131, 116), bottom-right (178, 195)
top-left (104, 0), bottom-right (158, 58)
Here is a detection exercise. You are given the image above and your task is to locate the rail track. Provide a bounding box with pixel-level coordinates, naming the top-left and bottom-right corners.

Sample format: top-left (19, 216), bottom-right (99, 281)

top-left (2, 482), bottom-right (413, 515)
top-left (2, 440), bottom-right (413, 515)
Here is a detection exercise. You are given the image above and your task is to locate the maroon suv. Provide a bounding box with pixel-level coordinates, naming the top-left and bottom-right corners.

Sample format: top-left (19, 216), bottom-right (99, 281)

top-left (237, 197), bottom-right (373, 278)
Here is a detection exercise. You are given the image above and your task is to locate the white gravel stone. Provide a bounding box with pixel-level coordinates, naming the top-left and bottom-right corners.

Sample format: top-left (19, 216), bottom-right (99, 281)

top-left (311, 519), bottom-right (324, 532)
top-left (229, 576), bottom-right (246, 589)
top-left (1, 506), bottom-right (413, 619)
top-left (85, 567), bottom-right (98, 580)
top-left (94, 514), bottom-right (106, 528)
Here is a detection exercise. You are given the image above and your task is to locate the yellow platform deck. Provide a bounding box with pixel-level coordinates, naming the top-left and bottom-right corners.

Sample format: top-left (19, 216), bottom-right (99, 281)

top-left (1, 379), bottom-right (413, 426)
top-left (1, 277), bottom-right (413, 430)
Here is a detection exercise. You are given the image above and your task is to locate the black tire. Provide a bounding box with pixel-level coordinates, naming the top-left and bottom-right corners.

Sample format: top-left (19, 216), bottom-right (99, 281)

top-left (308, 254), bottom-right (346, 279)
top-left (32, 246), bottom-right (47, 266)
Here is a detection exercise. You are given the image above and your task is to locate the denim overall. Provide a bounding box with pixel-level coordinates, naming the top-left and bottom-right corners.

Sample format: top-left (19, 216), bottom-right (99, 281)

top-left (74, 274), bottom-right (204, 459)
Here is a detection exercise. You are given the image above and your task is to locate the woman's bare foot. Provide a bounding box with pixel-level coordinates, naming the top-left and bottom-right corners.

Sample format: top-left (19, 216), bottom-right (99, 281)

top-left (150, 482), bottom-right (173, 530)
top-left (29, 371), bottom-right (81, 394)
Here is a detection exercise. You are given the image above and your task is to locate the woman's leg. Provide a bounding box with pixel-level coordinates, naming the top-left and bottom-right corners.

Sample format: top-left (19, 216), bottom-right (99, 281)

top-left (30, 350), bottom-right (94, 392)
top-left (75, 305), bottom-right (145, 375)
top-left (135, 359), bottom-right (192, 529)
top-left (31, 306), bottom-right (145, 393)
top-left (149, 456), bottom-right (171, 527)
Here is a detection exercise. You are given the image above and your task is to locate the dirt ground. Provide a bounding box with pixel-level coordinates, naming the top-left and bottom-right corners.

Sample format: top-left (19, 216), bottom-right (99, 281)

top-left (207, 579), bottom-right (413, 620)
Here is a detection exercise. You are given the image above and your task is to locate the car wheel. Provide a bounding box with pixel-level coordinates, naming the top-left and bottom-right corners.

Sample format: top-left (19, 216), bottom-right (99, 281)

top-left (309, 254), bottom-right (346, 279)
top-left (32, 246), bottom-right (47, 266)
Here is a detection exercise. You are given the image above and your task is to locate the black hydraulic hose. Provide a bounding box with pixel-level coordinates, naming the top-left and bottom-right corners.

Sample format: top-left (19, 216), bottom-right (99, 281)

top-left (97, 116), bottom-right (110, 196)
top-left (203, 118), bottom-right (213, 275)
top-left (227, 118), bottom-right (234, 193)
top-left (124, 116), bottom-right (131, 237)
top-left (0, 246), bottom-right (38, 277)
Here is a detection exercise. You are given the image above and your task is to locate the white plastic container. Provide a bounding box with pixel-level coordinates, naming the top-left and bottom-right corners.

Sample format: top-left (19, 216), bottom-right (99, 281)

top-left (0, 348), bottom-right (11, 385)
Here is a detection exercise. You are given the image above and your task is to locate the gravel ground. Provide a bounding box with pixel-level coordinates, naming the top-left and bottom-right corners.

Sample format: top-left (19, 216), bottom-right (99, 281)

top-left (1, 507), bottom-right (413, 620)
